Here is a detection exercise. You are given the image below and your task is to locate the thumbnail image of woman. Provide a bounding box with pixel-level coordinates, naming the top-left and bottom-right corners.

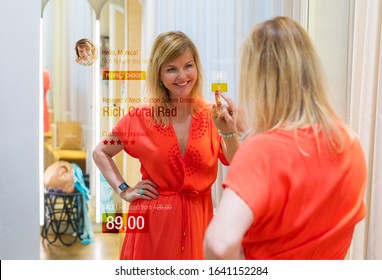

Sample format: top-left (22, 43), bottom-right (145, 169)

top-left (204, 16), bottom-right (367, 260)
top-left (93, 31), bottom-right (240, 259)
top-left (75, 38), bottom-right (97, 66)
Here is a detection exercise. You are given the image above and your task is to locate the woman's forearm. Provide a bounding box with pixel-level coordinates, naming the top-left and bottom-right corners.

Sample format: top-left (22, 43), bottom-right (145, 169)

top-left (221, 135), bottom-right (240, 163)
top-left (92, 147), bottom-right (125, 195)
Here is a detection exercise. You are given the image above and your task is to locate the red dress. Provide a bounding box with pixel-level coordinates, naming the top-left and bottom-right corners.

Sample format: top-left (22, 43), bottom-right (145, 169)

top-left (224, 127), bottom-right (367, 259)
top-left (113, 104), bottom-right (227, 259)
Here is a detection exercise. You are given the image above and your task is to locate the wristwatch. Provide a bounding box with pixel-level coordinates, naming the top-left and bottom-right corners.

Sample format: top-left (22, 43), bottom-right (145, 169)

top-left (118, 182), bottom-right (130, 192)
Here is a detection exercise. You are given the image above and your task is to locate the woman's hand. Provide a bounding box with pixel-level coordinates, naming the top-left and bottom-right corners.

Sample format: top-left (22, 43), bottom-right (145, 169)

top-left (211, 91), bottom-right (248, 135)
top-left (120, 180), bottom-right (159, 202)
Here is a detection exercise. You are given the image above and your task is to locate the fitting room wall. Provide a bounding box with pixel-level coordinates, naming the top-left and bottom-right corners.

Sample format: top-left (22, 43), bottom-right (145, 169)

top-left (308, 0), bottom-right (351, 120)
top-left (0, 0), bottom-right (41, 259)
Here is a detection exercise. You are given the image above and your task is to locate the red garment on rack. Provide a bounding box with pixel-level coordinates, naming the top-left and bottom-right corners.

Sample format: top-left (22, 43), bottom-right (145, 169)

top-left (43, 68), bottom-right (51, 132)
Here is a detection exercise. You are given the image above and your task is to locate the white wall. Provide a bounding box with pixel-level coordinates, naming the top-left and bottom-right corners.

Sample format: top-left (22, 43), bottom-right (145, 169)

top-left (0, 0), bottom-right (41, 259)
top-left (308, 0), bottom-right (351, 120)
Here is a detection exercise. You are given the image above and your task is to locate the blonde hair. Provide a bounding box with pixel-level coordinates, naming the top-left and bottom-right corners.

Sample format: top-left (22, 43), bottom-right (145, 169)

top-left (239, 16), bottom-right (347, 152)
top-left (146, 31), bottom-right (205, 126)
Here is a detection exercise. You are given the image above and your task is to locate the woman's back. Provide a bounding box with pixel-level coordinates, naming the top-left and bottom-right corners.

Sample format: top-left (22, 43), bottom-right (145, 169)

top-left (224, 127), bottom-right (367, 259)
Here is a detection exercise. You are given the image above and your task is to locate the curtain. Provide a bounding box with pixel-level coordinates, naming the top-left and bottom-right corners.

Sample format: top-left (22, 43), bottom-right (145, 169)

top-left (347, 0), bottom-right (382, 260)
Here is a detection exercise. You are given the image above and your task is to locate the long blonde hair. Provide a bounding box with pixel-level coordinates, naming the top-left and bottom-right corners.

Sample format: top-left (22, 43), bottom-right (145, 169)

top-left (146, 31), bottom-right (205, 126)
top-left (239, 16), bottom-right (347, 152)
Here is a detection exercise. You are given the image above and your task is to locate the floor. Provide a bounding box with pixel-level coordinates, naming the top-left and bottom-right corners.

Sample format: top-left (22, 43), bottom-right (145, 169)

top-left (40, 195), bottom-right (126, 260)
top-left (40, 231), bottom-right (124, 260)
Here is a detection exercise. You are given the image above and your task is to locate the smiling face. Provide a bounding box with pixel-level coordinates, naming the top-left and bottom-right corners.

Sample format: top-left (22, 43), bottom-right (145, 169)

top-left (159, 49), bottom-right (197, 99)
top-left (77, 46), bottom-right (92, 61)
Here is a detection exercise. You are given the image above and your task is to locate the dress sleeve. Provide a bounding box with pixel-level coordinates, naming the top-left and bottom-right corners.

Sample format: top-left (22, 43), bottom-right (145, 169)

top-left (222, 136), bottom-right (272, 220)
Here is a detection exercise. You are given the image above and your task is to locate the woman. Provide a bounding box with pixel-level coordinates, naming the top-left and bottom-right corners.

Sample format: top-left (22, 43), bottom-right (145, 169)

top-left (93, 31), bottom-right (239, 259)
top-left (75, 38), bottom-right (97, 66)
top-left (204, 17), bottom-right (367, 260)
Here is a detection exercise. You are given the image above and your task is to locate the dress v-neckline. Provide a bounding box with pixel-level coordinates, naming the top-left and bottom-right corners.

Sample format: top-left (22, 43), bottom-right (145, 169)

top-left (169, 115), bottom-right (193, 159)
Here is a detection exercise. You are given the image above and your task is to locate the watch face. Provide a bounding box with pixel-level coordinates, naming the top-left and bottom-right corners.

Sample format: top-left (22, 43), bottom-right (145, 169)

top-left (119, 183), bottom-right (128, 191)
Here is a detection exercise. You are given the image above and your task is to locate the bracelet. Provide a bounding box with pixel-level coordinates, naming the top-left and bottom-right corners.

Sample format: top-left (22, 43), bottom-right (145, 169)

top-left (239, 128), bottom-right (254, 142)
top-left (218, 130), bottom-right (236, 138)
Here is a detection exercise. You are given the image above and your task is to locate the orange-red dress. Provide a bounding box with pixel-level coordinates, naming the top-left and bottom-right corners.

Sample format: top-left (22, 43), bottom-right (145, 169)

top-left (113, 104), bottom-right (227, 259)
top-left (224, 127), bottom-right (367, 259)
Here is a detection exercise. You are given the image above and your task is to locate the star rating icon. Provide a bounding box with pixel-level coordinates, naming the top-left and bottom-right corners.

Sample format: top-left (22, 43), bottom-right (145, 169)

top-left (122, 140), bottom-right (136, 146)
top-left (103, 138), bottom-right (136, 145)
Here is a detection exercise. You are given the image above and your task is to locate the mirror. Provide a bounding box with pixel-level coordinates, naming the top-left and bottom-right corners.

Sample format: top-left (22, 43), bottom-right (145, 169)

top-left (42, 0), bottom-right (95, 172)
top-left (39, 0), bottom-right (353, 259)
top-left (41, 0), bottom-right (98, 246)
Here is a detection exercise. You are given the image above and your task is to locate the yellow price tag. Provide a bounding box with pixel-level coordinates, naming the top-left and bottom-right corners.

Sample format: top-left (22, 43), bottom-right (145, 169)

top-left (211, 83), bottom-right (228, 92)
